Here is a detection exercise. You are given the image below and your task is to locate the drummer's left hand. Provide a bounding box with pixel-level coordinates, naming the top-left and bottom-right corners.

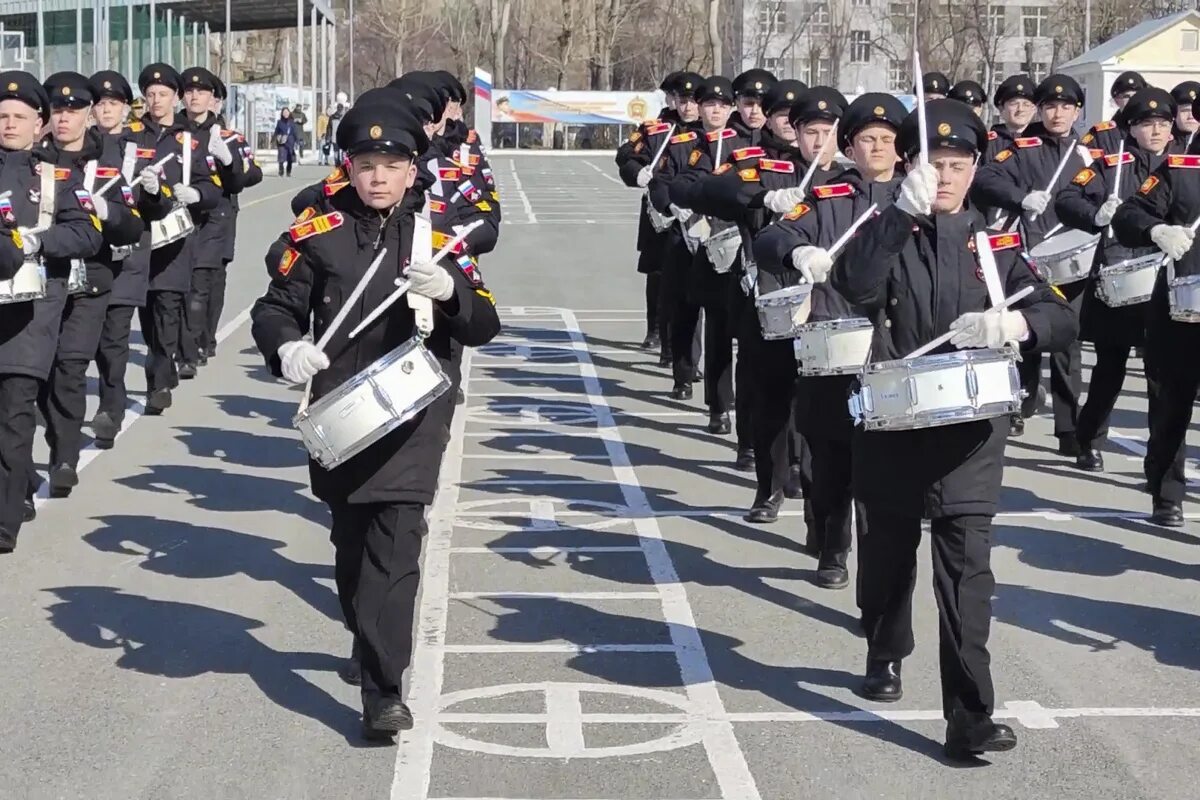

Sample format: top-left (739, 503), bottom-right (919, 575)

top-left (407, 259), bottom-right (455, 301)
top-left (949, 309), bottom-right (1029, 349)
top-left (1075, 144), bottom-right (1095, 167)
top-left (763, 187), bottom-right (806, 214)
top-left (791, 245), bottom-right (832, 283)
top-left (172, 184), bottom-right (200, 205)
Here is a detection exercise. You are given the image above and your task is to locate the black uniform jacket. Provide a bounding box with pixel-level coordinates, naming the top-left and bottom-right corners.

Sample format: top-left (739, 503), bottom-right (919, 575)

top-left (616, 109), bottom-right (680, 272)
top-left (440, 120), bottom-right (501, 228)
top-left (1112, 147), bottom-right (1200, 360)
top-left (0, 149), bottom-right (105, 378)
top-left (189, 115), bottom-right (264, 267)
top-left (251, 186), bottom-right (501, 506)
top-left (1055, 140), bottom-right (1174, 347)
top-left (419, 138), bottom-right (500, 257)
top-left (105, 123), bottom-right (174, 306)
top-left (1082, 118), bottom-right (1124, 159)
top-left (984, 124), bottom-right (1020, 163)
top-left (830, 203), bottom-right (1077, 517)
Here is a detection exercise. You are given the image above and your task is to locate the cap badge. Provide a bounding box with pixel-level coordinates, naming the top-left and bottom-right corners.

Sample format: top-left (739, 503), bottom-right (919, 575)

top-left (103, 80), bottom-right (112, 89)
top-left (1055, 85), bottom-right (1063, 93)
top-left (786, 91), bottom-right (794, 100)
top-left (6, 82), bottom-right (15, 91)
top-left (153, 71), bottom-right (161, 79)
top-left (1150, 100), bottom-right (1158, 109)
top-left (369, 125), bottom-right (383, 139)
top-left (192, 75), bottom-right (199, 82)
top-left (1017, 83), bottom-right (1024, 90)
top-left (932, 80), bottom-right (939, 88)
top-left (1128, 77), bottom-right (1135, 84)
top-left (1192, 91), bottom-right (1197, 99)
top-left (754, 81), bottom-right (762, 89)
top-left (874, 105), bottom-right (885, 115)
top-left (817, 100), bottom-right (827, 109)
top-left (937, 122), bottom-right (951, 135)
top-left (62, 86), bottom-right (71, 96)
top-left (685, 81), bottom-right (692, 89)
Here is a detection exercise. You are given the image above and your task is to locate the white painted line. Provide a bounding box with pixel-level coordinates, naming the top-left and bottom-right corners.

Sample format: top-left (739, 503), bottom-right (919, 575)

top-left (449, 546), bottom-right (645, 554)
top-left (452, 507), bottom-right (1200, 524)
top-left (438, 643), bottom-right (676, 654)
top-left (463, 432), bottom-right (597, 439)
top-left (447, 591), bottom-right (661, 600)
top-left (469, 391), bottom-right (590, 398)
top-left (1108, 427), bottom-right (1200, 486)
top-left (466, 376), bottom-right (583, 383)
top-left (460, 454), bottom-right (610, 461)
top-left (507, 158), bottom-right (537, 223)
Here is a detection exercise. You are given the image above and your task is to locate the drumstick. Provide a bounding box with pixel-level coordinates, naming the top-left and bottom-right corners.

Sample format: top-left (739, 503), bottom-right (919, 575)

top-left (181, 132), bottom-right (192, 188)
top-left (797, 120), bottom-right (838, 198)
top-left (649, 123), bottom-right (676, 170)
top-left (1042, 222), bottom-right (1063, 240)
top-left (913, 48), bottom-right (928, 167)
top-left (348, 279), bottom-right (412, 339)
top-left (973, 231), bottom-right (1005, 308)
top-left (903, 286), bottom-right (1034, 360)
top-left (314, 247), bottom-right (388, 352)
top-left (136, 153), bottom-right (176, 189)
top-left (1107, 140), bottom-right (1125, 238)
top-left (827, 203), bottom-right (877, 259)
top-left (1029, 138), bottom-right (1076, 219)
top-left (94, 173), bottom-right (123, 198)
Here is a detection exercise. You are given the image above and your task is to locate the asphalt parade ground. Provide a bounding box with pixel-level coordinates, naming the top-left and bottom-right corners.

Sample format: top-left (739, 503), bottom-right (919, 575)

top-left (1, 156), bottom-right (1198, 800)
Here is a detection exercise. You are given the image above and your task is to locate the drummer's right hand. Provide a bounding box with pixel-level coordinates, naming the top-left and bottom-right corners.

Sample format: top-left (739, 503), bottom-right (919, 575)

top-left (791, 246), bottom-right (833, 283)
top-left (278, 340), bottom-right (329, 384)
top-left (896, 162), bottom-right (937, 218)
top-left (1093, 197), bottom-right (1120, 227)
top-left (1151, 224), bottom-right (1195, 261)
top-left (1021, 190), bottom-right (1050, 215)
top-left (18, 230), bottom-right (39, 256)
top-left (139, 167), bottom-right (160, 195)
top-left (636, 165), bottom-right (654, 188)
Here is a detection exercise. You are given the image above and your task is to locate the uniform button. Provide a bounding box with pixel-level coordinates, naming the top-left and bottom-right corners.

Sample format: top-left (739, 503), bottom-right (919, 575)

top-left (884, 319), bottom-right (892, 328)
top-left (323, 296), bottom-right (331, 303)
top-left (889, 297), bottom-right (898, 306)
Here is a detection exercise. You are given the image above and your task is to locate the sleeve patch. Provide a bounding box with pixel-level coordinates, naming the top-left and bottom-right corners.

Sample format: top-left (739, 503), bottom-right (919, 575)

top-left (688, 149), bottom-right (702, 167)
top-left (1081, 133), bottom-right (1094, 145)
top-left (783, 203), bottom-right (811, 220)
top-left (456, 254), bottom-right (484, 286)
top-left (278, 246), bottom-right (300, 277)
top-left (1139, 175), bottom-right (1160, 195)
top-left (475, 288), bottom-right (496, 305)
top-left (714, 162), bottom-right (733, 175)
top-left (74, 189), bottom-right (95, 212)
top-left (475, 200), bottom-right (493, 212)
top-left (1072, 168), bottom-right (1095, 186)
top-left (987, 130), bottom-right (998, 141)
top-left (995, 149), bottom-right (1012, 163)
top-left (739, 168), bottom-right (759, 182)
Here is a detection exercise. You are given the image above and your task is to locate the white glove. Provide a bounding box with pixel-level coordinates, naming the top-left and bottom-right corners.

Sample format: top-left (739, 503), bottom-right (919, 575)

top-left (763, 186), bottom-right (806, 214)
top-left (668, 203), bottom-right (692, 221)
top-left (1021, 190), bottom-right (1050, 215)
top-left (895, 162), bottom-right (937, 217)
top-left (139, 166), bottom-right (160, 195)
top-left (208, 132), bottom-right (233, 166)
top-left (1093, 197), bottom-right (1120, 227)
top-left (277, 340), bottom-right (329, 383)
top-left (949, 309), bottom-right (1030, 349)
top-left (1150, 224), bottom-right (1195, 261)
top-left (173, 184), bottom-right (201, 205)
top-left (636, 165), bottom-right (653, 188)
top-left (406, 259), bottom-right (455, 302)
top-left (93, 195), bottom-right (110, 222)
top-left (1075, 144), bottom-right (1094, 166)
top-left (19, 230), bottom-right (39, 256)
top-left (791, 245), bottom-right (833, 284)
top-left (739, 265), bottom-right (758, 296)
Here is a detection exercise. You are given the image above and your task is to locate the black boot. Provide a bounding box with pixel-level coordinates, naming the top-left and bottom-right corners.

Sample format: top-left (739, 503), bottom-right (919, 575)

top-left (734, 448), bottom-right (756, 472)
top-left (860, 659), bottom-right (903, 702)
top-left (670, 384), bottom-right (693, 401)
top-left (1151, 499), bottom-right (1184, 527)
top-left (362, 695), bottom-right (414, 741)
top-left (641, 331), bottom-right (660, 351)
top-left (944, 709), bottom-right (1017, 760)
top-left (178, 362), bottom-right (197, 380)
top-left (1057, 435), bottom-right (1082, 457)
top-left (92, 411), bottom-right (120, 448)
top-left (23, 498), bottom-right (36, 523)
top-left (145, 388), bottom-right (173, 416)
top-left (815, 550), bottom-right (849, 589)
top-left (49, 464), bottom-right (79, 499)
top-left (1075, 448), bottom-right (1104, 472)
top-left (745, 490), bottom-right (783, 524)
top-left (338, 639), bottom-right (362, 686)
top-left (784, 463), bottom-right (804, 499)
top-left (708, 412), bottom-right (731, 435)
top-left (0, 527), bottom-right (14, 554)
top-left (1008, 415), bottom-right (1024, 437)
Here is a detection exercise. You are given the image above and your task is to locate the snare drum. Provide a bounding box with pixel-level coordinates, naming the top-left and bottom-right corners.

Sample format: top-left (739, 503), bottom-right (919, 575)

top-left (682, 215), bottom-right (709, 255)
top-left (293, 337), bottom-right (452, 469)
top-left (1169, 273), bottom-right (1200, 322)
top-left (703, 225), bottom-right (741, 274)
top-left (150, 206), bottom-right (195, 249)
top-left (755, 284), bottom-right (813, 340)
top-left (67, 259), bottom-right (89, 295)
top-left (1028, 229), bottom-right (1099, 286)
top-left (1096, 254), bottom-right (1160, 308)
top-left (645, 199), bottom-right (675, 233)
top-left (794, 318), bottom-right (874, 376)
top-left (0, 258), bottom-right (47, 305)
top-left (848, 349), bottom-right (1021, 431)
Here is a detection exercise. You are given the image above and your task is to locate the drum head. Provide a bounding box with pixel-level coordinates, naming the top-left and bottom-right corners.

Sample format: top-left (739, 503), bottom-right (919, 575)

top-left (1029, 228), bottom-right (1099, 258)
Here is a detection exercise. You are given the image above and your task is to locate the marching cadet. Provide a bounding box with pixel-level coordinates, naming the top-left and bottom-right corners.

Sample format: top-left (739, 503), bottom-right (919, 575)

top-left (753, 93), bottom-right (906, 590)
top-left (134, 63), bottom-right (222, 415)
top-left (251, 99), bottom-right (500, 738)
top-left (831, 99), bottom-right (1075, 757)
top-left (1111, 92), bottom-right (1200, 528)
top-left (972, 74), bottom-right (1090, 445)
top-left (1171, 80), bottom-right (1200, 149)
top-left (430, 70), bottom-right (501, 226)
top-left (985, 74), bottom-right (1036, 163)
top-left (0, 71), bottom-right (103, 549)
top-left (949, 80), bottom-right (986, 118)
top-left (35, 72), bottom-right (144, 499)
top-left (1055, 87), bottom-right (1176, 474)
top-left (916, 72), bottom-right (951, 102)
top-left (1083, 71), bottom-right (1148, 159)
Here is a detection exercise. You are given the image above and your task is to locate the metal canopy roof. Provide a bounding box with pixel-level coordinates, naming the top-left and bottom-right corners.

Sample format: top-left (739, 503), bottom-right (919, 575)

top-left (0, 0), bottom-right (335, 31)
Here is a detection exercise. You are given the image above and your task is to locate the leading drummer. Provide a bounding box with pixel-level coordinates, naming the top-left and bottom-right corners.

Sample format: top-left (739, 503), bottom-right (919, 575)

top-left (829, 99), bottom-right (1076, 758)
top-left (250, 97), bottom-right (501, 739)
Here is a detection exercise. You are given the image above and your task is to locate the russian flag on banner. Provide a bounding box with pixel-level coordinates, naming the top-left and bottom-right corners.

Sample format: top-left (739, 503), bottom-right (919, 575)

top-left (474, 68), bottom-right (492, 103)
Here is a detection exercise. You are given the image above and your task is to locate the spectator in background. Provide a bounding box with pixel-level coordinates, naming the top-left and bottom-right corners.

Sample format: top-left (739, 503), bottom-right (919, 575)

top-left (275, 107), bottom-right (299, 176)
top-left (291, 103), bottom-right (308, 158)
top-left (328, 103), bottom-right (345, 164)
top-left (316, 109), bottom-right (330, 164)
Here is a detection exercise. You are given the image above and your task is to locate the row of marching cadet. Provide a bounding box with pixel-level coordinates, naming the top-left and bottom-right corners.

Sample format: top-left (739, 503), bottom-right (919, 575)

top-left (0, 63), bottom-right (261, 555)
top-left (614, 67), bottom-right (1200, 759)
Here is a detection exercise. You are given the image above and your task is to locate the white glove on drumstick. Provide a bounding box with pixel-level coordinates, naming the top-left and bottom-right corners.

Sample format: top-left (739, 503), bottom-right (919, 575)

top-left (1021, 190), bottom-right (1050, 215)
top-left (790, 245), bottom-right (833, 284)
top-left (895, 162), bottom-right (937, 218)
top-left (1150, 224), bottom-right (1195, 261)
top-left (1093, 197), bottom-right (1120, 227)
top-left (277, 340), bottom-right (329, 383)
top-left (636, 165), bottom-right (653, 188)
top-left (407, 260), bottom-right (455, 301)
top-left (763, 186), bottom-right (807, 214)
top-left (172, 184), bottom-right (201, 205)
top-left (208, 131), bottom-right (233, 166)
top-left (949, 309), bottom-right (1030, 349)
top-left (139, 166), bottom-right (160, 195)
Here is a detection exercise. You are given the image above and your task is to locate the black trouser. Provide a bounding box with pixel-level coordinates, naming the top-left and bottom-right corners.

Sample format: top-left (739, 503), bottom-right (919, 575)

top-left (0, 375), bottom-right (40, 538)
top-left (41, 291), bottom-right (111, 468)
top-left (330, 501), bottom-right (426, 701)
top-left (749, 337), bottom-right (795, 502)
top-left (181, 266), bottom-right (218, 365)
top-left (1145, 358), bottom-right (1200, 505)
top-left (702, 297), bottom-right (734, 416)
top-left (1019, 283), bottom-right (1084, 437)
top-left (807, 432), bottom-right (864, 563)
top-left (139, 290), bottom-right (183, 393)
top-left (733, 338), bottom-right (753, 452)
top-left (1076, 343), bottom-right (1132, 449)
top-left (96, 303), bottom-right (136, 422)
top-left (644, 272), bottom-right (660, 340)
top-left (860, 508), bottom-right (996, 717)
top-left (204, 263), bottom-right (228, 353)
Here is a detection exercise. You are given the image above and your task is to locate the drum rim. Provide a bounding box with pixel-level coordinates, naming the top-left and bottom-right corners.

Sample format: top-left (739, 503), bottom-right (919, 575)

top-left (796, 317), bottom-right (873, 333)
top-left (1100, 254), bottom-right (1165, 274)
top-left (755, 285), bottom-right (813, 305)
top-left (1029, 230), bottom-right (1101, 259)
top-left (864, 348), bottom-right (1015, 373)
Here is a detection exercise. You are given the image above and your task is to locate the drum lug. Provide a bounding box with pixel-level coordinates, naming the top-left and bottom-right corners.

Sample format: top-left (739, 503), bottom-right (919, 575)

top-left (966, 364), bottom-right (979, 406)
top-left (905, 376), bottom-right (918, 408)
top-left (848, 392), bottom-right (863, 425)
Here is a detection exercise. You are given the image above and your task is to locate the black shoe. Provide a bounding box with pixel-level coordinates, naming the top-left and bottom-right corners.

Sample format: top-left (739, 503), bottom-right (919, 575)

top-left (145, 388), bottom-right (173, 416)
top-left (784, 463), bottom-right (804, 499)
top-left (1151, 499), bottom-right (1184, 527)
top-left (693, 370), bottom-right (703, 383)
top-left (1008, 416), bottom-right (1024, 437)
top-left (338, 639), bottom-right (362, 686)
top-left (91, 411), bottom-right (120, 448)
top-left (1057, 435), bottom-right (1082, 457)
top-left (745, 490), bottom-right (783, 524)
top-left (362, 696), bottom-right (414, 740)
top-left (455, 387), bottom-right (465, 406)
top-left (815, 552), bottom-right (849, 589)
top-left (0, 528), bottom-right (14, 554)
top-left (205, 344), bottom-right (217, 358)
top-left (23, 498), bottom-right (35, 523)
top-left (640, 332), bottom-right (660, 351)
top-left (1075, 448), bottom-right (1104, 472)
top-left (197, 354), bottom-right (209, 367)
top-left (48, 464), bottom-right (78, 499)
top-left (944, 709), bottom-right (1018, 760)
top-left (178, 362), bottom-right (197, 380)
top-left (734, 448), bottom-right (755, 472)
top-left (658, 353), bottom-right (671, 367)
top-left (670, 384), bottom-right (693, 401)
top-left (708, 412), bottom-right (731, 435)
top-left (860, 659), bottom-right (903, 702)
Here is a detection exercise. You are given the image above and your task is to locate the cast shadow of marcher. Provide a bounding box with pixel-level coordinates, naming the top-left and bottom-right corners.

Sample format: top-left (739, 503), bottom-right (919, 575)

top-left (176, 427), bottom-right (309, 470)
top-left (115, 464), bottom-right (328, 526)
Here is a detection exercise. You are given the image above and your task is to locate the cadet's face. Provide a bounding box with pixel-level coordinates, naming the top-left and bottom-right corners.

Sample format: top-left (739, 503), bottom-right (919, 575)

top-left (1040, 101), bottom-right (1079, 136)
top-left (736, 97), bottom-right (765, 129)
top-left (797, 119), bottom-right (834, 163)
top-left (700, 99), bottom-right (732, 130)
top-left (183, 87), bottom-right (213, 115)
top-left (50, 105), bottom-right (90, 144)
top-left (145, 86), bottom-right (177, 121)
top-left (1177, 105), bottom-right (1197, 133)
top-left (676, 96), bottom-right (699, 123)
top-left (92, 97), bottom-right (127, 130)
top-left (350, 152), bottom-right (417, 208)
top-left (971, 104), bottom-right (984, 118)
top-left (1132, 116), bottom-right (1173, 153)
top-left (848, 123), bottom-right (898, 174)
top-left (1113, 91), bottom-right (1136, 109)
top-left (210, 96), bottom-right (223, 114)
top-left (1001, 97), bottom-right (1034, 128)
top-left (767, 109), bottom-right (795, 143)
top-left (0, 99), bottom-right (40, 150)
top-left (445, 99), bottom-right (463, 120)
top-left (923, 148), bottom-right (976, 213)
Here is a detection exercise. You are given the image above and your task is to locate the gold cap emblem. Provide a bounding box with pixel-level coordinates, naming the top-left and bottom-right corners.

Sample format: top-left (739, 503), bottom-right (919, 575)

top-left (754, 81), bottom-right (762, 89)
top-left (937, 122), bottom-right (951, 136)
top-left (369, 125), bottom-right (383, 139)
top-left (61, 86), bottom-right (71, 95)
top-left (1055, 85), bottom-right (1063, 93)
top-left (1150, 100), bottom-right (1158, 108)
top-left (685, 81), bottom-right (692, 89)
top-left (817, 100), bottom-right (827, 109)
top-left (874, 105), bottom-right (885, 115)
top-left (1128, 77), bottom-right (1135, 84)
top-left (932, 80), bottom-right (939, 88)
top-left (153, 71), bottom-right (161, 79)
top-left (103, 80), bottom-right (112, 89)
top-left (1191, 90), bottom-right (1197, 99)
top-left (1017, 83), bottom-right (1024, 90)
top-left (786, 91), bottom-right (794, 100)
top-left (6, 82), bottom-right (16, 91)
top-left (192, 75), bottom-right (199, 82)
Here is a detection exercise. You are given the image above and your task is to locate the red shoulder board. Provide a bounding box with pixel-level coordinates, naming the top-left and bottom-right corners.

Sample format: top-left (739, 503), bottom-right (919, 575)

top-left (322, 180), bottom-right (349, 196)
top-left (670, 131), bottom-right (697, 144)
top-left (987, 232), bottom-right (1022, 251)
top-left (95, 166), bottom-right (121, 179)
top-left (645, 122), bottom-right (672, 136)
top-left (1014, 137), bottom-right (1042, 148)
top-left (1095, 120), bottom-right (1117, 132)
top-left (1088, 148), bottom-right (1104, 161)
top-left (706, 128), bottom-right (736, 142)
top-left (759, 159), bottom-right (795, 173)
top-left (289, 211), bottom-right (344, 242)
top-left (278, 246), bottom-right (301, 277)
top-left (987, 131), bottom-right (998, 141)
top-left (813, 183), bottom-right (854, 199)
top-left (136, 147), bottom-right (156, 159)
top-left (1104, 152), bottom-right (1135, 167)
top-left (428, 199), bottom-right (448, 215)
top-left (731, 146), bottom-right (765, 161)
top-left (54, 168), bottom-right (72, 181)
top-left (438, 167), bottom-right (461, 181)
top-left (1168, 155), bottom-right (1200, 169)
top-left (323, 166), bottom-right (344, 184)
top-left (783, 203), bottom-right (811, 221)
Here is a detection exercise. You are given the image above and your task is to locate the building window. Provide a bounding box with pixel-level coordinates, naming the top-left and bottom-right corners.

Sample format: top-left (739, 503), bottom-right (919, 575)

top-left (888, 59), bottom-right (909, 92)
top-left (1184, 29), bottom-right (1199, 51)
top-left (986, 4), bottom-right (1006, 35)
top-left (853, 0), bottom-right (871, 6)
top-left (890, 2), bottom-right (913, 37)
top-left (758, 3), bottom-right (787, 36)
top-left (805, 1), bottom-right (831, 38)
top-left (762, 57), bottom-right (782, 72)
top-left (850, 30), bottom-right (871, 63)
top-left (799, 57), bottom-right (832, 86)
top-left (1022, 6), bottom-right (1048, 38)
top-left (1021, 60), bottom-right (1047, 82)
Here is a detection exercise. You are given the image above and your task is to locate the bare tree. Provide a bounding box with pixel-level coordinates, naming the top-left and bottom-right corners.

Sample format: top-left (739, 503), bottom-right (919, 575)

top-left (489, 0), bottom-right (514, 86)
